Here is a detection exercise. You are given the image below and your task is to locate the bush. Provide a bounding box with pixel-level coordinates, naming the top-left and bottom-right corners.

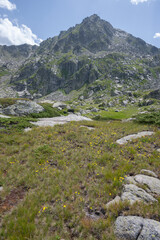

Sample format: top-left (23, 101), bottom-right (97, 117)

top-left (135, 110), bottom-right (160, 126)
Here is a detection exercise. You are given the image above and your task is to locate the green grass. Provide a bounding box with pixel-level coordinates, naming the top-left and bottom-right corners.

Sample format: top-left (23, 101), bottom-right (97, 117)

top-left (93, 107), bottom-right (138, 121)
top-left (0, 70), bottom-right (9, 77)
top-left (0, 118), bottom-right (159, 239)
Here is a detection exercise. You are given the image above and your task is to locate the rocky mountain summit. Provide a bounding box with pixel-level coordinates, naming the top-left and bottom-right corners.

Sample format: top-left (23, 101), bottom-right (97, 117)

top-left (0, 14), bottom-right (160, 99)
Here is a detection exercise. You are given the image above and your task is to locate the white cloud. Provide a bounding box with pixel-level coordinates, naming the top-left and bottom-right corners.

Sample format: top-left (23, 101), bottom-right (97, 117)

top-left (130, 0), bottom-right (149, 4)
top-left (0, 18), bottom-right (43, 45)
top-left (0, 0), bottom-right (16, 11)
top-left (154, 33), bottom-right (160, 39)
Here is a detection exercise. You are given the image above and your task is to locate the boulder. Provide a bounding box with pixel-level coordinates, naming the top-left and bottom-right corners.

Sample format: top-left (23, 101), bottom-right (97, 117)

top-left (2, 100), bottom-right (44, 116)
top-left (106, 196), bottom-right (121, 209)
top-left (115, 216), bottom-right (144, 240)
top-left (115, 216), bottom-right (160, 240)
top-left (121, 184), bottom-right (157, 204)
top-left (134, 174), bottom-right (160, 195)
top-left (140, 169), bottom-right (158, 178)
top-left (124, 176), bottom-right (137, 185)
top-left (91, 108), bottom-right (99, 112)
top-left (52, 102), bottom-right (67, 109)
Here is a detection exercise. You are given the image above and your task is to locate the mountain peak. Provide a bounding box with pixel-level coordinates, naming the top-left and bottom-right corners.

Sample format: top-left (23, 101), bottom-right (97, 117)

top-left (83, 14), bottom-right (100, 23)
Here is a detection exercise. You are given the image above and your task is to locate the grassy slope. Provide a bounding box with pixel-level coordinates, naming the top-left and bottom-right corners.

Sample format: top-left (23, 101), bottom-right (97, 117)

top-left (0, 119), bottom-right (160, 240)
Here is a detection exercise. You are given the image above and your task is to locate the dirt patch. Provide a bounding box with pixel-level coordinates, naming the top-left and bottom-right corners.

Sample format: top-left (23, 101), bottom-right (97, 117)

top-left (0, 187), bottom-right (27, 214)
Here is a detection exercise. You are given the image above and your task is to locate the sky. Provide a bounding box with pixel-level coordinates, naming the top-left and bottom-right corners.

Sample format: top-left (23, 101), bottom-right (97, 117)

top-left (0, 0), bottom-right (160, 48)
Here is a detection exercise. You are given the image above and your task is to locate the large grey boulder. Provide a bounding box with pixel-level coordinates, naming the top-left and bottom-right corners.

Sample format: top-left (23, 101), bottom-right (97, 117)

top-left (52, 102), bottom-right (67, 109)
top-left (2, 100), bottom-right (44, 116)
top-left (121, 184), bottom-right (157, 204)
top-left (115, 216), bottom-right (160, 240)
top-left (134, 174), bottom-right (160, 195)
top-left (115, 216), bottom-right (144, 240)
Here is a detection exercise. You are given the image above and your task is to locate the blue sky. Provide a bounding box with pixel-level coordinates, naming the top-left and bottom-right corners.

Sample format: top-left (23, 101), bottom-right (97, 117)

top-left (0, 0), bottom-right (160, 47)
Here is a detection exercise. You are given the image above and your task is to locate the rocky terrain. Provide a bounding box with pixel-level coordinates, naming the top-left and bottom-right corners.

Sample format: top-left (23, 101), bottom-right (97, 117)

top-left (0, 14), bottom-right (160, 101)
top-left (0, 14), bottom-right (160, 240)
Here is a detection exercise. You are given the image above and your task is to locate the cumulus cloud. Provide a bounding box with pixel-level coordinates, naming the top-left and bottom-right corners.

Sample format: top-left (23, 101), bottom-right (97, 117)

top-left (0, 0), bottom-right (16, 11)
top-left (0, 18), bottom-right (42, 45)
top-left (130, 0), bottom-right (149, 4)
top-left (153, 33), bottom-right (160, 39)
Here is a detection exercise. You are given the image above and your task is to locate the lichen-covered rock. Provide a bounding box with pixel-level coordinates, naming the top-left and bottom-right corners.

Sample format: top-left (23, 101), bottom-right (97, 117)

top-left (115, 216), bottom-right (160, 240)
top-left (121, 184), bottom-right (157, 204)
top-left (2, 100), bottom-right (44, 116)
top-left (140, 169), bottom-right (158, 178)
top-left (134, 174), bottom-right (160, 195)
top-left (106, 196), bottom-right (121, 209)
top-left (115, 216), bottom-right (144, 240)
top-left (124, 176), bottom-right (137, 185)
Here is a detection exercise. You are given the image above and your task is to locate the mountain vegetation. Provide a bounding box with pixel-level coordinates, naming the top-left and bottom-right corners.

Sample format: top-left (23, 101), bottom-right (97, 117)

top-left (0, 15), bottom-right (160, 240)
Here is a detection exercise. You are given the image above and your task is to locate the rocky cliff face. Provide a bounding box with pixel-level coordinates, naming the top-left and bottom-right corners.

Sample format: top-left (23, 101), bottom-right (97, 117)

top-left (0, 15), bottom-right (160, 99)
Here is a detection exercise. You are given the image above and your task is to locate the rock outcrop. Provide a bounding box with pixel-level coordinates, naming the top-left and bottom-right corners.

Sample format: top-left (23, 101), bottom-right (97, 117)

top-left (2, 100), bottom-right (44, 116)
top-left (115, 216), bottom-right (160, 240)
top-left (0, 15), bottom-right (159, 99)
top-left (108, 169), bottom-right (160, 239)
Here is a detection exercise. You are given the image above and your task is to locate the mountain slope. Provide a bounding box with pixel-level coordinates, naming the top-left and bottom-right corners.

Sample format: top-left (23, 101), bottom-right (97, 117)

top-left (0, 14), bottom-right (160, 99)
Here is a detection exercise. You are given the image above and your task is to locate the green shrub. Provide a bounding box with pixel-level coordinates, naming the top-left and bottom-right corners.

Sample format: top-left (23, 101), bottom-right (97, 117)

top-left (135, 110), bottom-right (160, 126)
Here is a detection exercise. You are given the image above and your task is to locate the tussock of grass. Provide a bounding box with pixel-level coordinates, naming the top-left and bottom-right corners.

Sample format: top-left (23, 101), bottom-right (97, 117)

top-left (135, 110), bottom-right (160, 126)
top-left (0, 119), bottom-right (159, 239)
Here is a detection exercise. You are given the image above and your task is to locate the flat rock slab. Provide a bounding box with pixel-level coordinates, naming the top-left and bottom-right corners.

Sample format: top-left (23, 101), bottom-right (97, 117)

top-left (115, 216), bottom-right (160, 240)
top-left (31, 114), bottom-right (92, 127)
top-left (134, 174), bottom-right (160, 195)
top-left (116, 131), bottom-right (154, 145)
top-left (0, 114), bottom-right (11, 118)
top-left (80, 125), bottom-right (95, 130)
